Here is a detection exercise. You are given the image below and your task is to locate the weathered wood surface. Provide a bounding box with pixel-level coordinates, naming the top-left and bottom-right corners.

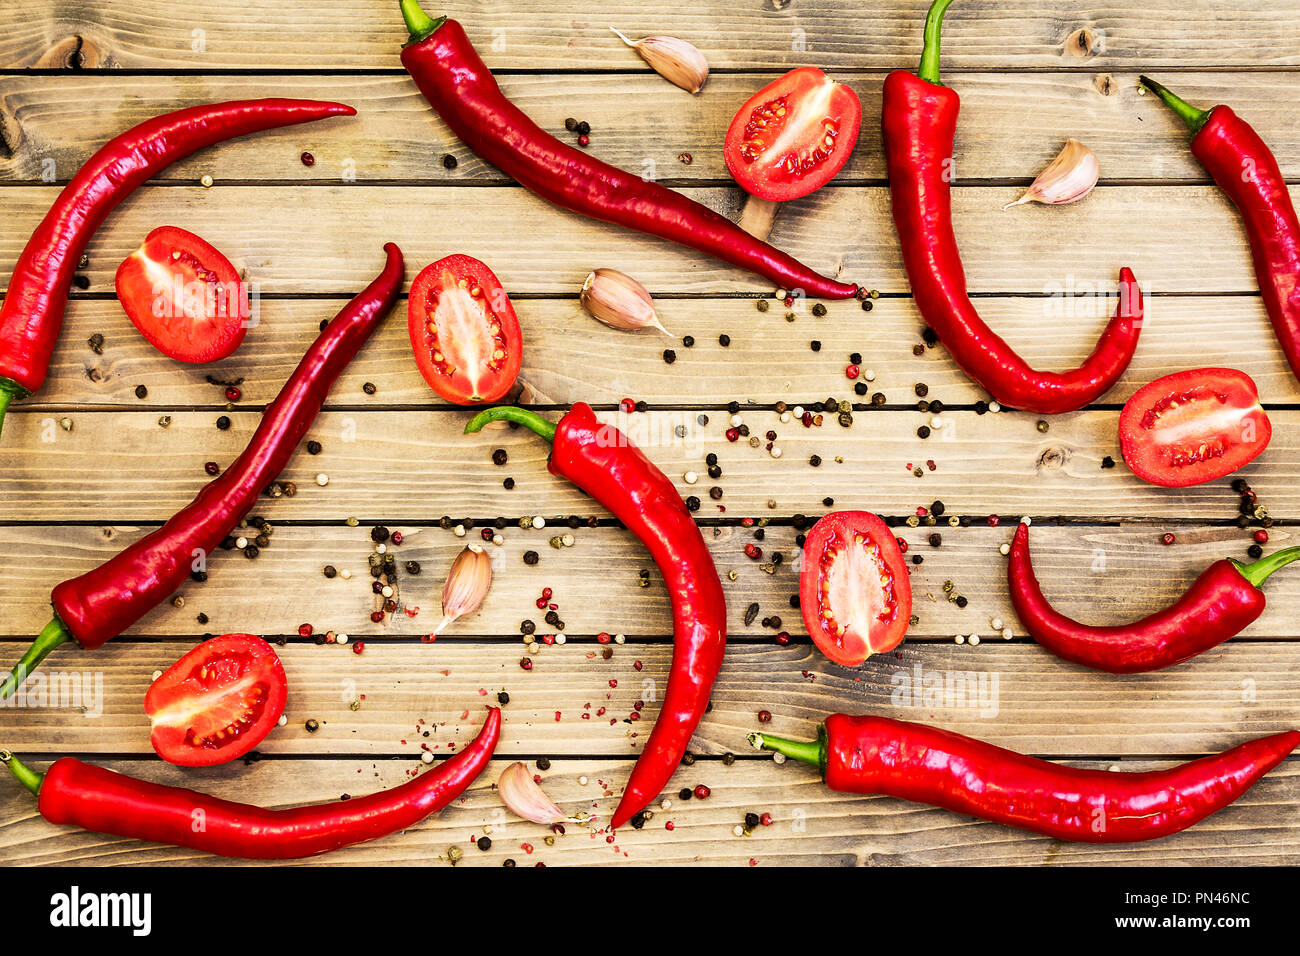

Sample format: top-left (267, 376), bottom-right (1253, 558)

top-left (0, 183), bottom-right (1290, 295)
top-left (6, 73), bottom-right (1300, 185)
top-left (1, 0), bottom-right (1299, 866)
top-left (3, 1), bottom-right (1300, 71)
top-left (16, 296), bottom-right (1300, 410)
top-left (1, 407), bottom-right (1296, 520)
top-left (1, 523), bottom-right (1293, 639)
top-left (2, 758), bottom-right (1296, 866)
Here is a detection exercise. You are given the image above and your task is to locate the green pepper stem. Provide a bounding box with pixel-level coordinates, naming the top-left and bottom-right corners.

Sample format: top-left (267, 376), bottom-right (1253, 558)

top-left (1231, 546), bottom-right (1300, 590)
top-left (0, 751), bottom-right (44, 797)
top-left (747, 730), bottom-right (823, 768)
top-left (0, 388), bottom-right (11, 440)
top-left (918, 0), bottom-right (957, 85)
top-left (463, 406), bottom-right (557, 443)
top-left (1, 618), bottom-right (72, 700)
top-left (1138, 75), bottom-right (1211, 135)
top-left (399, 0), bottom-right (446, 45)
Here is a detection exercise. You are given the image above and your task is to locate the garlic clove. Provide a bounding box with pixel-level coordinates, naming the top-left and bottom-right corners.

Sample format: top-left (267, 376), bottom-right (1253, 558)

top-left (497, 761), bottom-right (586, 824)
top-left (1004, 139), bottom-right (1100, 210)
top-left (611, 28), bottom-right (709, 94)
top-left (434, 544), bottom-right (492, 635)
top-left (580, 268), bottom-right (670, 334)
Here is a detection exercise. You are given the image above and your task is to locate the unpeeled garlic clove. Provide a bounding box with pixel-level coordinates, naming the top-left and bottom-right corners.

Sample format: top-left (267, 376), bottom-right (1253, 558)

top-left (497, 761), bottom-right (583, 824)
top-left (611, 28), bottom-right (709, 94)
top-left (434, 544), bottom-right (491, 635)
top-left (580, 268), bottom-right (669, 334)
top-left (1004, 139), bottom-right (1100, 210)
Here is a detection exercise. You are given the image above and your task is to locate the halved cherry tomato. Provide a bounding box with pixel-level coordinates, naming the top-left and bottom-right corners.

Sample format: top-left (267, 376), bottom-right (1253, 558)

top-left (407, 254), bottom-right (523, 405)
top-left (114, 226), bottom-right (249, 363)
top-left (799, 511), bottom-right (911, 666)
top-left (1119, 368), bottom-right (1271, 488)
top-left (144, 634), bottom-right (288, 767)
top-left (723, 67), bottom-right (862, 203)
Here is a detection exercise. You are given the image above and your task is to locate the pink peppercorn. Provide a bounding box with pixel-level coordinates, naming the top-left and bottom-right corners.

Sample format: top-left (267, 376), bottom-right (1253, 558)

top-left (225, 386), bottom-right (241, 401)
top-left (726, 427), bottom-right (740, 442)
top-left (620, 398), bottom-right (635, 413)
top-left (693, 785), bottom-right (710, 800)
top-left (1161, 532), bottom-right (1176, 546)
top-left (297, 623), bottom-right (313, 638)
top-left (1254, 530), bottom-right (1269, 544)
top-left (352, 641), bottom-right (365, 654)
top-left (845, 364), bottom-right (860, 379)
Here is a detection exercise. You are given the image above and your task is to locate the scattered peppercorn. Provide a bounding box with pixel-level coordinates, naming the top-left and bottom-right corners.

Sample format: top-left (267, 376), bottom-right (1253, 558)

top-left (443, 154), bottom-right (458, 169)
top-left (362, 382), bottom-right (377, 395)
top-left (134, 385), bottom-right (148, 399)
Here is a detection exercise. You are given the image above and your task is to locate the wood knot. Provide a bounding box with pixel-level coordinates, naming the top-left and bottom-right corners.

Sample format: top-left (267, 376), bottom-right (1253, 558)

top-left (1065, 27), bottom-right (1103, 59)
top-left (1094, 73), bottom-right (1114, 96)
top-left (1036, 446), bottom-right (1071, 471)
top-left (38, 34), bottom-right (106, 70)
top-left (100, 527), bottom-right (115, 539)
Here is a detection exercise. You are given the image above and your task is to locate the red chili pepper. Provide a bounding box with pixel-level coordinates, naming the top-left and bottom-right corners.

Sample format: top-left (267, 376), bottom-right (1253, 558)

top-left (1008, 522), bottom-right (1300, 673)
top-left (752, 715), bottom-right (1299, 842)
top-left (397, 1), bottom-right (856, 300)
top-left (1140, 76), bottom-right (1300, 383)
top-left (0, 98), bottom-right (356, 437)
top-left (0, 708), bottom-right (498, 859)
top-left (881, 0), bottom-right (1141, 413)
top-left (1, 244), bottom-right (404, 697)
top-left (465, 403), bottom-right (726, 829)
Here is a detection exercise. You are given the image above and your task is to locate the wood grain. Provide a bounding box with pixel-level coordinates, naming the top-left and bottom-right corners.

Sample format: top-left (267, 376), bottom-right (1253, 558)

top-left (1, 407), bottom-right (1294, 521)
top-left (1, 523), bottom-right (1295, 639)
top-left (5, 73), bottom-right (1300, 185)
top-left (3, 1), bottom-right (1299, 72)
top-left (0, 641), bottom-right (1294, 757)
top-left (0, 183), bottom-right (1282, 295)
top-left (0, 758), bottom-right (1295, 867)
top-left (16, 293), bottom-right (1300, 411)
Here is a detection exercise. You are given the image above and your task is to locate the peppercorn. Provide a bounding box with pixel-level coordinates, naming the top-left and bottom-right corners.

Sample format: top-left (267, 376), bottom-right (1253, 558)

top-left (1101, 456), bottom-right (1116, 469)
top-left (564, 117), bottom-right (577, 131)
top-left (322, 565), bottom-right (337, 579)
top-left (719, 334), bottom-right (731, 347)
top-left (362, 382), bottom-right (377, 395)
top-left (305, 719), bottom-right (319, 733)
top-left (664, 349), bottom-right (677, 364)
top-left (914, 383), bottom-right (929, 398)
top-left (709, 486), bottom-right (723, 500)
top-left (809, 454), bottom-right (822, 467)
top-left (685, 496), bottom-right (700, 512)
top-left (491, 448), bottom-right (508, 466)
top-left (929, 533), bottom-right (942, 547)
top-left (955, 595), bottom-right (968, 608)
top-left (1247, 544), bottom-right (1264, 559)
top-left (707, 465), bottom-right (722, 479)
top-left (917, 425), bottom-right (931, 439)
top-left (371, 525), bottom-right (390, 543)
top-left (810, 340), bottom-right (821, 352)
top-left (861, 299), bottom-right (873, 312)
top-left (871, 392), bottom-right (886, 406)
top-left (441, 153), bottom-right (459, 169)
top-left (520, 620), bottom-right (536, 635)
top-left (1162, 532), bottom-right (1176, 546)
top-left (497, 691), bottom-right (510, 705)
top-left (576, 120), bottom-right (591, 135)
top-left (134, 384), bottom-right (148, 399)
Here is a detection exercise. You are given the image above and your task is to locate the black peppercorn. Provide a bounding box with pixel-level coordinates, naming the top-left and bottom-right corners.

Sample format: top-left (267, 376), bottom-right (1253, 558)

top-left (492, 448), bottom-right (508, 466)
top-left (216, 416), bottom-right (231, 430)
top-left (719, 334), bottom-right (731, 347)
top-left (134, 385), bottom-right (148, 399)
top-left (443, 154), bottom-right (458, 169)
top-left (371, 525), bottom-right (390, 543)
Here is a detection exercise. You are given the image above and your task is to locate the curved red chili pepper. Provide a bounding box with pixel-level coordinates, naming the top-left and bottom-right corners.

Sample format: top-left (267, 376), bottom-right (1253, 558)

top-left (397, 1), bottom-right (857, 300)
top-left (1, 708), bottom-right (499, 859)
top-left (882, 0), bottom-right (1141, 413)
top-left (753, 714), bottom-right (1299, 843)
top-left (1008, 522), bottom-right (1300, 673)
top-left (464, 403), bottom-right (726, 829)
top-left (1141, 76), bottom-right (1300, 383)
top-left (0, 98), bottom-right (357, 436)
top-left (0, 244), bottom-right (405, 698)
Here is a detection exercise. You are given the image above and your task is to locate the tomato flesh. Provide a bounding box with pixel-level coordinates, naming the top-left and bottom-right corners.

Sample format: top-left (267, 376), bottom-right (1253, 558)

top-left (799, 511), bottom-right (911, 666)
top-left (1119, 368), bottom-right (1271, 488)
top-left (115, 226), bottom-right (248, 363)
top-left (145, 634), bottom-right (287, 767)
top-left (724, 67), bottom-right (862, 202)
top-left (408, 254), bottom-right (523, 405)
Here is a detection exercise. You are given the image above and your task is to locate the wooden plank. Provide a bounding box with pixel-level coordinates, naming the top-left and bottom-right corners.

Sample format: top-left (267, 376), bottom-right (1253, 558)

top-left (0, 523), bottom-right (1294, 640)
top-left (0, 407), bottom-right (1293, 521)
top-left (0, 756), bottom-right (1295, 866)
top-left (4, 1), bottom-right (1300, 71)
top-left (0, 183), bottom-right (1278, 296)
top-left (22, 294), bottom-right (1300, 411)
top-left (4, 73), bottom-right (1299, 185)
top-left (0, 641), bottom-right (1295, 757)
